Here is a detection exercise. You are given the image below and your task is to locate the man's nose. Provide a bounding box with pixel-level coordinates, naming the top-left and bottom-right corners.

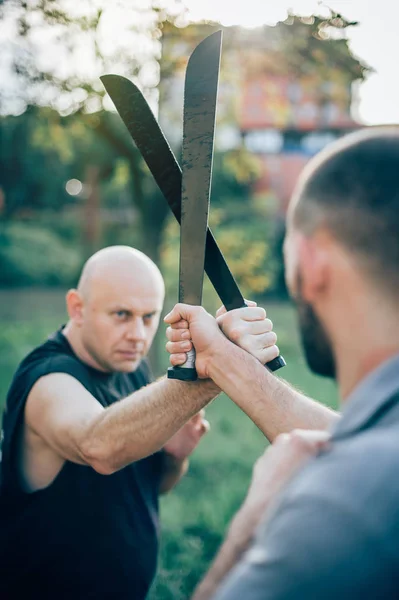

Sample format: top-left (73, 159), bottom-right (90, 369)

top-left (126, 316), bottom-right (145, 341)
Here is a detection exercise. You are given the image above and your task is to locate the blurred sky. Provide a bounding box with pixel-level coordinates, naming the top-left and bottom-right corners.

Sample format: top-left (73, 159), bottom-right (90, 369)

top-left (184, 0), bottom-right (399, 126)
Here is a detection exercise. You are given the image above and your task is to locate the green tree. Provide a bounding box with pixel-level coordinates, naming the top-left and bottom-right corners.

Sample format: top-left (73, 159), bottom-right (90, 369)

top-left (0, 106), bottom-right (74, 218)
top-left (1, 2), bottom-right (369, 271)
top-left (1, 0), bottom-right (186, 264)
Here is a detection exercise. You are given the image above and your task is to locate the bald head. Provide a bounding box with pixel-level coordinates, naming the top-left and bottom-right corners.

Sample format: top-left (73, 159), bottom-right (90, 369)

top-left (289, 126), bottom-right (399, 297)
top-left (77, 246), bottom-right (165, 302)
top-left (65, 246), bottom-right (165, 373)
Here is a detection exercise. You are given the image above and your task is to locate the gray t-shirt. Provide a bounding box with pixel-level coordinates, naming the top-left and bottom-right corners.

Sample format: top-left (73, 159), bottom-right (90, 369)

top-left (213, 354), bottom-right (399, 599)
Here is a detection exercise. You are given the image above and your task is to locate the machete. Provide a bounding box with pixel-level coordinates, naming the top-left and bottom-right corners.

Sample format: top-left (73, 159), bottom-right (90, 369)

top-left (100, 73), bottom-right (286, 373)
top-left (167, 30), bottom-right (221, 380)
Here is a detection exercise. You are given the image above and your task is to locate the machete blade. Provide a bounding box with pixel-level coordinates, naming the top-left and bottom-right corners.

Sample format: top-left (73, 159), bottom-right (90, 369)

top-left (179, 30), bottom-right (222, 306)
top-left (168, 30), bottom-right (222, 380)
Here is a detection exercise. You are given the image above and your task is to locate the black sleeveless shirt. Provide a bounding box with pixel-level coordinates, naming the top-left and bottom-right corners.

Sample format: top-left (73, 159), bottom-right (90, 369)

top-left (0, 330), bottom-right (165, 599)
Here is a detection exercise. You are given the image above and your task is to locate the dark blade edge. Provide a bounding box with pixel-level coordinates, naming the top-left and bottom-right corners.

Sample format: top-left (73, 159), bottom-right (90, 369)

top-left (100, 74), bottom-right (244, 311)
top-left (179, 31), bottom-right (221, 305)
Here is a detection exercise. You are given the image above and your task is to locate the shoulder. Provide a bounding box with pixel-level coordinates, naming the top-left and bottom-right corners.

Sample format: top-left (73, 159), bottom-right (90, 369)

top-left (6, 331), bottom-right (90, 412)
top-left (289, 427), bottom-right (399, 510)
top-left (215, 430), bottom-right (399, 600)
top-left (265, 427), bottom-right (399, 557)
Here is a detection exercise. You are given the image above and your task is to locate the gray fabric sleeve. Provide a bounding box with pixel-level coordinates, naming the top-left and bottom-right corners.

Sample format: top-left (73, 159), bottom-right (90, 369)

top-left (212, 493), bottom-right (394, 600)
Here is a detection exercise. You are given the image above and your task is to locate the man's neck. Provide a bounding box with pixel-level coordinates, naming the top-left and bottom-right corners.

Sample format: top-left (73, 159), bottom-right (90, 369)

top-left (62, 322), bottom-right (107, 372)
top-left (338, 345), bottom-right (399, 401)
top-left (318, 272), bottom-right (399, 403)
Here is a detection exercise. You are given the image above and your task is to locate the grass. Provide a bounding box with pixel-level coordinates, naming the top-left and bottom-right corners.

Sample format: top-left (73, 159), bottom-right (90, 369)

top-left (0, 289), bottom-right (338, 599)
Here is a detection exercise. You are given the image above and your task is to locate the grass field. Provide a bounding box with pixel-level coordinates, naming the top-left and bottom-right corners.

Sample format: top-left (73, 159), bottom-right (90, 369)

top-left (0, 289), bottom-right (338, 599)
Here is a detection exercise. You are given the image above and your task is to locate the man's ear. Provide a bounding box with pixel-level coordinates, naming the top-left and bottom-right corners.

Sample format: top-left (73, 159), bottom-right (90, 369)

top-left (66, 289), bottom-right (84, 325)
top-left (298, 233), bottom-right (329, 303)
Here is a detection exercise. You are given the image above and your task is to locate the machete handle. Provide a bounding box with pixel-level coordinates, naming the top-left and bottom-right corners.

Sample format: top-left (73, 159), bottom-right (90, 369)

top-left (265, 355), bottom-right (286, 371)
top-left (167, 348), bottom-right (198, 381)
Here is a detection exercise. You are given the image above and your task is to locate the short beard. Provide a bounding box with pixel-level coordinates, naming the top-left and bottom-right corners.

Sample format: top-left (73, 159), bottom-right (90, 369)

top-left (293, 273), bottom-right (336, 379)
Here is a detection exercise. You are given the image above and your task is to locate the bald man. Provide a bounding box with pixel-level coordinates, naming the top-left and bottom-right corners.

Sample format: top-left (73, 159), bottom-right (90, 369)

top-left (0, 246), bottom-right (334, 599)
top-left (0, 246), bottom-right (215, 599)
top-left (0, 245), bottom-right (297, 600)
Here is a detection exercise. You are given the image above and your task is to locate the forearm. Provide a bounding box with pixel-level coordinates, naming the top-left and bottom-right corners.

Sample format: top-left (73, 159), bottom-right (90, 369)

top-left (159, 452), bottom-right (189, 494)
top-left (208, 339), bottom-right (338, 442)
top-left (192, 504), bottom-right (260, 600)
top-left (83, 377), bottom-right (219, 473)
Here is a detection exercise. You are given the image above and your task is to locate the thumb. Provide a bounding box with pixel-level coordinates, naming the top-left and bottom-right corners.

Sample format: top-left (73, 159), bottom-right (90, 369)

top-left (244, 299), bottom-right (257, 307)
top-left (164, 303), bottom-right (196, 324)
top-left (164, 305), bottom-right (183, 325)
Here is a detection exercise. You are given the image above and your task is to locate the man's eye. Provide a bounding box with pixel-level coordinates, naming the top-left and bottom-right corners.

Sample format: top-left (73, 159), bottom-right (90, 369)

top-left (143, 314), bottom-right (154, 324)
top-left (115, 311), bottom-right (128, 319)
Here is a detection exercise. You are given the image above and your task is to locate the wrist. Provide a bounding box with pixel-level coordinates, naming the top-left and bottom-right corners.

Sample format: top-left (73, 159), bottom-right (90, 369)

top-left (203, 335), bottom-right (231, 381)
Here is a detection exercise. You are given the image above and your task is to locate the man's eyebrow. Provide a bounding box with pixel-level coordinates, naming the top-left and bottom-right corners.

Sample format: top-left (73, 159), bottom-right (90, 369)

top-left (110, 307), bottom-right (159, 316)
top-left (110, 307), bottom-right (132, 313)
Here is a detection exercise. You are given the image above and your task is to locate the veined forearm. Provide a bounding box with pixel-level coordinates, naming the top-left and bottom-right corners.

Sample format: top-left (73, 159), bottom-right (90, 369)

top-left (207, 339), bottom-right (338, 442)
top-left (82, 377), bottom-right (219, 474)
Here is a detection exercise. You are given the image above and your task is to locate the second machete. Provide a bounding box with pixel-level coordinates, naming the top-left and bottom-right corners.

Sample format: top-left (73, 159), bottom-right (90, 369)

top-left (168, 31), bottom-right (222, 381)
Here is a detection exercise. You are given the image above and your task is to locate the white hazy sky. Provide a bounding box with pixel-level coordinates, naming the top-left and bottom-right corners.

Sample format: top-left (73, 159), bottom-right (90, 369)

top-left (184, 0), bottom-right (399, 126)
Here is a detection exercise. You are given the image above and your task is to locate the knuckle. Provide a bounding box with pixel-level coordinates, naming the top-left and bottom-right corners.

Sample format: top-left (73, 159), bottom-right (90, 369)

top-left (261, 345), bottom-right (279, 363)
top-left (250, 307), bottom-right (266, 320)
top-left (173, 330), bottom-right (183, 342)
top-left (216, 305), bottom-right (226, 316)
top-left (269, 332), bottom-right (278, 346)
top-left (216, 313), bottom-right (226, 328)
top-left (265, 318), bottom-right (273, 331)
top-left (168, 329), bottom-right (177, 341)
top-left (218, 310), bottom-right (232, 325)
top-left (228, 327), bottom-right (243, 343)
top-left (173, 353), bottom-right (186, 366)
top-left (258, 307), bottom-right (266, 320)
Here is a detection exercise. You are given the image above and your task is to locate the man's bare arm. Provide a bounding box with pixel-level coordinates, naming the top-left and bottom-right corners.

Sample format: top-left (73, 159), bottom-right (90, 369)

top-left (191, 430), bottom-right (331, 600)
top-left (207, 337), bottom-right (337, 441)
top-left (165, 305), bottom-right (338, 442)
top-left (25, 374), bottom-right (219, 480)
top-left (159, 410), bottom-right (210, 493)
top-left (159, 454), bottom-right (189, 494)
